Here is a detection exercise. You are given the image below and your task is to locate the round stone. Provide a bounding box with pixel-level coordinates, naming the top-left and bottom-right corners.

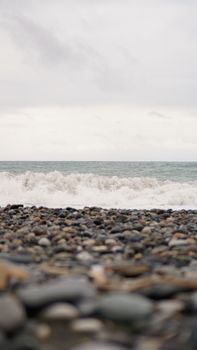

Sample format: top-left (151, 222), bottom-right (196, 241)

top-left (40, 303), bottom-right (79, 321)
top-left (38, 238), bottom-right (51, 247)
top-left (97, 292), bottom-right (153, 324)
top-left (76, 251), bottom-right (93, 262)
top-left (0, 295), bottom-right (26, 332)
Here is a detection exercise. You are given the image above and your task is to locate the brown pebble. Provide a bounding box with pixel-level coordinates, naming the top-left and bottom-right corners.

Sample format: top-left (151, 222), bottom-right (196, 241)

top-left (112, 263), bottom-right (149, 277)
top-left (134, 253), bottom-right (143, 260)
top-left (0, 260), bottom-right (28, 290)
top-left (70, 318), bottom-right (103, 333)
top-left (92, 246), bottom-right (108, 253)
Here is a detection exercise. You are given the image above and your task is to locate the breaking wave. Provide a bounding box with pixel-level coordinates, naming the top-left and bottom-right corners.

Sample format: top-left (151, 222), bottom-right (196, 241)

top-left (0, 171), bottom-right (197, 209)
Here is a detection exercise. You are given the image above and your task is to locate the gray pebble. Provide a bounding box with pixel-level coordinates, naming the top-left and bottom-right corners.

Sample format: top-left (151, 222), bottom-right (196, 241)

top-left (71, 318), bottom-right (103, 333)
top-left (97, 292), bottom-right (153, 324)
top-left (0, 295), bottom-right (26, 332)
top-left (40, 303), bottom-right (79, 321)
top-left (76, 251), bottom-right (93, 262)
top-left (168, 239), bottom-right (188, 247)
top-left (38, 238), bottom-right (51, 247)
top-left (17, 277), bottom-right (95, 309)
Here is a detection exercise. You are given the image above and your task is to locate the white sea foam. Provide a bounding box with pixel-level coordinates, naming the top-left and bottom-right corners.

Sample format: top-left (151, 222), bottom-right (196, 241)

top-left (0, 171), bottom-right (197, 209)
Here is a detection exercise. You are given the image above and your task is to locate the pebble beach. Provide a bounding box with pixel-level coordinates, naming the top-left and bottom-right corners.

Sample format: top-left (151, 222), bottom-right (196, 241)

top-left (0, 205), bottom-right (197, 349)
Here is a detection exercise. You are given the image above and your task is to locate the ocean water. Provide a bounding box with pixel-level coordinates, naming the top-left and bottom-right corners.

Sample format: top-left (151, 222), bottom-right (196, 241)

top-left (0, 161), bottom-right (196, 209)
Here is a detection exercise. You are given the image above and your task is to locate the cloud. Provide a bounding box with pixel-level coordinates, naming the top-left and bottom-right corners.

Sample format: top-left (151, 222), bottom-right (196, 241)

top-left (148, 111), bottom-right (171, 120)
top-left (0, 106), bottom-right (196, 161)
top-left (1, 15), bottom-right (83, 68)
top-left (0, 0), bottom-right (197, 109)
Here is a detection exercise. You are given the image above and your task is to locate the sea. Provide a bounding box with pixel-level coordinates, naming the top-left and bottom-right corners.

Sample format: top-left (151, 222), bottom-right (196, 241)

top-left (0, 161), bottom-right (196, 210)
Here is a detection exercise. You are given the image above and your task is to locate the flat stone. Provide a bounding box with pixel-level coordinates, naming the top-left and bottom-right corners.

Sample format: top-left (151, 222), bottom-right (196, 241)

top-left (156, 300), bottom-right (184, 316)
top-left (0, 295), bottom-right (26, 332)
top-left (97, 292), bottom-right (153, 324)
top-left (169, 239), bottom-right (188, 247)
top-left (112, 263), bottom-right (149, 277)
top-left (140, 284), bottom-right (185, 299)
top-left (92, 246), bottom-right (108, 253)
top-left (40, 303), bottom-right (79, 321)
top-left (71, 318), bottom-right (103, 333)
top-left (17, 278), bottom-right (95, 310)
top-left (83, 239), bottom-right (96, 247)
top-left (76, 251), bottom-right (93, 262)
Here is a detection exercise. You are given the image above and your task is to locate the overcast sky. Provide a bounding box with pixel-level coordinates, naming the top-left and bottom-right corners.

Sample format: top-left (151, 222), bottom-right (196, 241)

top-left (0, 0), bottom-right (197, 160)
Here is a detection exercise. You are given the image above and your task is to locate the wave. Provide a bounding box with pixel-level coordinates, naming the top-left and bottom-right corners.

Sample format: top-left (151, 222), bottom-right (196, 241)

top-left (0, 171), bottom-right (197, 209)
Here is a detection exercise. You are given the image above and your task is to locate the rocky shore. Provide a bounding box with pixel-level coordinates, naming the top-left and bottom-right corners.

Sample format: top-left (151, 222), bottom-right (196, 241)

top-left (0, 205), bottom-right (197, 349)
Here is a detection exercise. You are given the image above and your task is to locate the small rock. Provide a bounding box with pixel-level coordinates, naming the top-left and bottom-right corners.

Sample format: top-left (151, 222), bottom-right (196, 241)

top-left (38, 238), bottom-right (51, 247)
top-left (83, 239), bottom-right (96, 247)
top-left (92, 246), bottom-right (108, 253)
top-left (0, 260), bottom-right (28, 290)
top-left (142, 226), bottom-right (152, 234)
top-left (112, 263), bottom-right (149, 277)
top-left (40, 303), bottom-right (79, 321)
top-left (97, 292), bottom-right (153, 325)
top-left (0, 295), bottom-right (26, 332)
top-left (156, 300), bottom-right (184, 316)
top-left (33, 323), bottom-right (51, 340)
top-left (169, 239), bottom-right (188, 247)
top-left (76, 251), bottom-right (93, 262)
top-left (71, 318), bottom-right (103, 333)
top-left (111, 246), bottom-right (123, 253)
top-left (105, 239), bottom-right (116, 246)
top-left (17, 277), bottom-right (95, 310)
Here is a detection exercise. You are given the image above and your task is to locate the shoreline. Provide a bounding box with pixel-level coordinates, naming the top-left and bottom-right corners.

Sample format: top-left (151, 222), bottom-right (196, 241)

top-left (0, 205), bottom-right (197, 349)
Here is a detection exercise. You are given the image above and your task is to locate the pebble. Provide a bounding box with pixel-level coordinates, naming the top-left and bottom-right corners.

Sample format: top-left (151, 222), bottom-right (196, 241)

top-left (93, 246), bottom-right (108, 253)
top-left (0, 295), bottom-right (26, 332)
top-left (0, 260), bottom-right (28, 289)
top-left (40, 303), bottom-right (79, 321)
top-left (112, 263), bottom-right (149, 277)
top-left (70, 318), bottom-right (103, 333)
top-left (97, 293), bottom-right (153, 325)
top-left (76, 251), bottom-right (93, 262)
top-left (33, 323), bottom-right (51, 340)
top-left (17, 278), bottom-right (95, 310)
top-left (169, 239), bottom-right (189, 247)
top-left (38, 237), bottom-right (51, 247)
top-left (0, 206), bottom-right (197, 349)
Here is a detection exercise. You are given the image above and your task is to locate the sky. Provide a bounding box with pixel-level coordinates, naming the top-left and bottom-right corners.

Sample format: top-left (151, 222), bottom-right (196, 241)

top-left (0, 0), bottom-right (197, 161)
